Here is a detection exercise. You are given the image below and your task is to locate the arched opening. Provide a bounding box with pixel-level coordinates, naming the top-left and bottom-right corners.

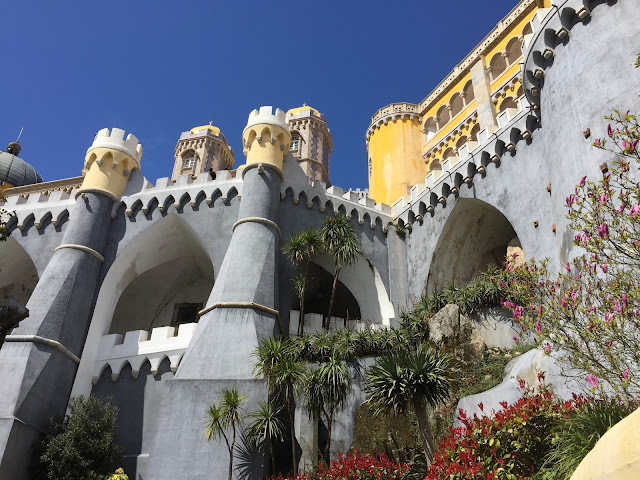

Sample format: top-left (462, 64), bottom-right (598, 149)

top-left (463, 81), bottom-right (474, 105)
top-left (107, 216), bottom-right (214, 334)
top-left (499, 97), bottom-right (519, 112)
top-left (427, 198), bottom-right (521, 292)
top-left (181, 150), bottom-right (199, 170)
top-left (469, 123), bottom-right (481, 142)
top-left (290, 262), bottom-right (361, 321)
top-left (449, 93), bottom-right (464, 118)
top-left (429, 159), bottom-right (443, 179)
top-left (455, 136), bottom-right (468, 151)
top-left (436, 105), bottom-right (450, 129)
top-left (423, 117), bottom-right (437, 142)
top-left (505, 37), bottom-right (522, 66)
top-left (442, 147), bottom-right (457, 164)
top-left (522, 22), bottom-right (533, 36)
top-left (0, 237), bottom-right (38, 308)
top-left (489, 53), bottom-right (507, 82)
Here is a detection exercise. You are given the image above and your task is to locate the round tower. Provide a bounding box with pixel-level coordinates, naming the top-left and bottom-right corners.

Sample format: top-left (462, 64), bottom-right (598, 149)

top-left (79, 128), bottom-right (143, 200)
top-left (365, 103), bottom-right (424, 205)
top-left (242, 106), bottom-right (291, 175)
top-left (285, 104), bottom-right (332, 185)
top-left (172, 123), bottom-right (234, 181)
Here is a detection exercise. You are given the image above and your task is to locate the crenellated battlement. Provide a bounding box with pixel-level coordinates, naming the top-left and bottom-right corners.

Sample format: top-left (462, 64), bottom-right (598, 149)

top-left (87, 128), bottom-right (143, 162)
top-left (92, 323), bottom-right (198, 382)
top-left (244, 106), bottom-right (289, 133)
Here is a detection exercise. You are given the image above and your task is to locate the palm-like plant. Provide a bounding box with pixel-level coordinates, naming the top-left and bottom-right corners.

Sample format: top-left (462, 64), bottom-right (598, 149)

top-left (364, 346), bottom-right (453, 466)
top-left (283, 226), bottom-right (323, 336)
top-left (320, 215), bottom-right (364, 330)
top-left (253, 338), bottom-right (306, 475)
top-left (304, 349), bottom-right (352, 465)
top-left (205, 388), bottom-right (246, 480)
top-left (247, 401), bottom-right (285, 476)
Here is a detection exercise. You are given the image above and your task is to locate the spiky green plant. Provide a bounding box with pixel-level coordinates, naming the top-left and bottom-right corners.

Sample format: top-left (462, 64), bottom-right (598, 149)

top-left (205, 388), bottom-right (246, 480)
top-left (283, 226), bottom-right (323, 335)
top-left (365, 346), bottom-right (453, 466)
top-left (247, 401), bottom-right (285, 476)
top-left (320, 215), bottom-right (364, 330)
top-left (304, 349), bottom-right (352, 465)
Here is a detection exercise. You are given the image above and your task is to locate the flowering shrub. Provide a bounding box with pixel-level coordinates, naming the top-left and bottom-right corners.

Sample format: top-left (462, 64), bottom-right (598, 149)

top-left (426, 381), bottom-right (583, 480)
top-left (502, 109), bottom-right (640, 398)
top-left (269, 450), bottom-right (409, 480)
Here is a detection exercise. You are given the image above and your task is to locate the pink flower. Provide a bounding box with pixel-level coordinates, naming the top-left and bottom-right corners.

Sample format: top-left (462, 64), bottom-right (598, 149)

top-left (565, 262), bottom-right (571, 272)
top-left (598, 223), bottom-right (609, 238)
top-left (608, 124), bottom-right (613, 137)
top-left (580, 176), bottom-right (587, 187)
top-left (601, 263), bottom-right (608, 273)
top-left (535, 321), bottom-right (542, 332)
top-left (561, 297), bottom-right (568, 308)
top-left (605, 312), bottom-right (614, 323)
top-left (513, 305), bottom-right (524, 319)
top-left (586, 374), bottom-right (599, 388)
top-left (513, 335), bottom-right (519, 343)
top-left (600, 194), bottom-right (609, 204)
top-left (544, 343), bottom-right (551, 353)
top-left (631, 205), bottom-right (640, 217)
top-left (624, 368), bottom-right (630, 381)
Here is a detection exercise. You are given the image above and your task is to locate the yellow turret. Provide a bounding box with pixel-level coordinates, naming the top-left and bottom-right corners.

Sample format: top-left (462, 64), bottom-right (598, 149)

top-left (79, 128), bottom-right (143, 200)
top-left (366, 104), bottom-right (424, 205)
top-left (242, 106), bottom-right (291, 178)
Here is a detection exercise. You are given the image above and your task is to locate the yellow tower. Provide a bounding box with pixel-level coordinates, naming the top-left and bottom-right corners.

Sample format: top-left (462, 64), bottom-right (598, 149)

top-left (366, 103), bottom-right (424, 205)
top-left (242, 106), bottom-right (291, 176)
top-left (79, 128), bottom-right (143, 200)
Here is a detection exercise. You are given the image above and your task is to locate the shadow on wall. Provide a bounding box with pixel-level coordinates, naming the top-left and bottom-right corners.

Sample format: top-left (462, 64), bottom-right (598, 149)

top-left (0, 237), bottom-right (38, 307)
top-left (427, 198), bottom-right (521, 293)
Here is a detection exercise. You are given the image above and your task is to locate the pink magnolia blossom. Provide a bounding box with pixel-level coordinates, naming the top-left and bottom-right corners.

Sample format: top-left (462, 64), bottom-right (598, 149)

top-left (600, 194), bottom-right (609, 204)
top-left (631, 205), bottom-right (640, 217)
top-left (624, 368), bottom-right (630, 381)
top-left (513, 305), bottom-right (524, 319)
top-left (544, 343), bottom-right (551, 353)
top-left (586, 374), bottom-right (599, 388)
top-left (580, 176), bottom-right (587, 187)
top-left (598, 223), bottom-right (609, 238)
top-left (601, 263), bottom-right (608, 273)
top-left (535, 321), bottom-right (542, 333)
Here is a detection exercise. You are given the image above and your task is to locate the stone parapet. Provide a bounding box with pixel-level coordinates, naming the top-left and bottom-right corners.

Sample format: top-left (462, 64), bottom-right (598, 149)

top-left (93, 323), bottom-right (198, 382)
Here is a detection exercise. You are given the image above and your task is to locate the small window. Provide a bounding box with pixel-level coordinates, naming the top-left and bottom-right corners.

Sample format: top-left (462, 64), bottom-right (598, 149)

top-left (290, 135), bottom-right (300, 151)
top-left (183, 155), bottom-right (196, 169)
top-left (171, 303), bottom-right (203, 327)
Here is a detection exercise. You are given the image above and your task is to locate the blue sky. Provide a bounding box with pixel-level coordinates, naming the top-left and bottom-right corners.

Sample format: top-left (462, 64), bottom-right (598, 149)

top-left (2, 1), bottom-right (518, 190)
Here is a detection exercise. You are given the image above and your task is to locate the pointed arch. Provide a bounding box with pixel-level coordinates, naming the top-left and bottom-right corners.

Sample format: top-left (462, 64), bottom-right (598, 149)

top-left (0, 236), bottom-right (39, 307)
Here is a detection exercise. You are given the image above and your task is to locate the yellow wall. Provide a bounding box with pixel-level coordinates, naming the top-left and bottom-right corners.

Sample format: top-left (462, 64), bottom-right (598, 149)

top-left (570, 406), bottom-right (640, 480)
top-left (368, 117), bottom-right (424, 205)
top-left (0, 182), bottom-right (13, 192)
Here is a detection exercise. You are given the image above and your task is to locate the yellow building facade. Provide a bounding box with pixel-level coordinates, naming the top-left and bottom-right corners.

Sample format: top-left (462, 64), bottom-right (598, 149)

top-left (366, 0), bottom-right (551, 205)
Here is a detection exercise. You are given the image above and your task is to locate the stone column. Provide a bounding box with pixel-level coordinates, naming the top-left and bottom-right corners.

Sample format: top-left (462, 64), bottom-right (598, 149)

top-left (470, 56), bottom-right (499, 132)
top-left (0, 129), bottom-right (142, 479)
top-left (145, 107), bottom-right (290, 479)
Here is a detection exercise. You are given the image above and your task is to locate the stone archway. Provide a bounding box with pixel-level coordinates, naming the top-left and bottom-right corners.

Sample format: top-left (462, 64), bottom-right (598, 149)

top-left (427, 198), bottom-right (521, 292)
top-left (0, 237), bottom-right (38, 307)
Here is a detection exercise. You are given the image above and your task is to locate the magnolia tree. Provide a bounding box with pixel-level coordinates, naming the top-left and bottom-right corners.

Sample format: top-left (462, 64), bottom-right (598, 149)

top-left (505, 109), bottom-right (640, 398)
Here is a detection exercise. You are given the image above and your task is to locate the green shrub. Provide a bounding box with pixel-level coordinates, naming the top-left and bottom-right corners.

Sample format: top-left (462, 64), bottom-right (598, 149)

top-left (36, 395), bottom-right (123, 480)
top-left (536, 397), bottom-right (638, 479)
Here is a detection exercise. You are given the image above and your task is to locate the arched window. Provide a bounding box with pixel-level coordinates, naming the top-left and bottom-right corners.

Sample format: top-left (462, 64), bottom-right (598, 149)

top-left (469, 123), bottom-right (481, 142)
top-left (437, 105), bottom-right (450, 129)
top-left (424, 117), bottom-right (437, 142)
top-left (463, 81), bottom-right (474, 105)
top-left (505, 37), bottom-right (522, 66)
top-left (499, 97), bottom-right (519, 112)
top-left (182, 151), bottom-right (197, 169)
top-left (489, 53), bottom-right (507, 82)
top-left (290, 133), bottom-right (300, 151)
top-left (430, 159), bottom-right (443, 179)
top-left (450, 93), bottom-right (464, 118)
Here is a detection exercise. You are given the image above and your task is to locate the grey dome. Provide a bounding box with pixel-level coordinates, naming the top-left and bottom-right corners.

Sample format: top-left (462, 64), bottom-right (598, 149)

top-left (0, 150), bottom-right (43, 188)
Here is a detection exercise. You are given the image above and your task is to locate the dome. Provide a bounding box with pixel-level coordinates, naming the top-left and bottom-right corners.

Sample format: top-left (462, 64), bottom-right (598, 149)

top-left (190, 124), bottom-right (221, 135)
top-left (286, 104), bottom-right (322, 117)
top-left (0, 143), bottom-right (43, 188)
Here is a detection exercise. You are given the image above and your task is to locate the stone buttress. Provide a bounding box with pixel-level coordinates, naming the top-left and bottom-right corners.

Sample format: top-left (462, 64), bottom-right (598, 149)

top-left (0, 129), bottom-right (142, 478)
top-left (144, 107), bottom-right (290, 479)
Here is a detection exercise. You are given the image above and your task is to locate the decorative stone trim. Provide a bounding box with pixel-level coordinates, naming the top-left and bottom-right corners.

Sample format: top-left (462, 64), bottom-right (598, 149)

top-left (75, 187), bottom-right (119, 202)
top-left (232, 217), bottom-right (281, 239)
top-left (198, 301), bottom-right (280, 319)
top-left (5, 335), bottom-right (80, 363)
top-left (54, 244), bottom-right (105, 262)
top-left (241, 162), bottom-right (284, 181)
